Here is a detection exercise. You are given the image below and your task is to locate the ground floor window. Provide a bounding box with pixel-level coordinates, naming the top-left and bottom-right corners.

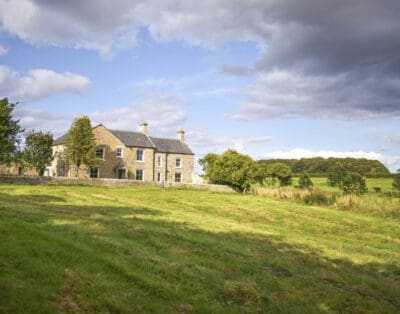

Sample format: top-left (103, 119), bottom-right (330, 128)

top-left (157, 172), bottom-right (162, 182)
top-left (175, 173), bottom-right (182, 183)
top-left (90, 167), bottom-right (99, 178)
top-left (136, 169), bottom-right (143, 181)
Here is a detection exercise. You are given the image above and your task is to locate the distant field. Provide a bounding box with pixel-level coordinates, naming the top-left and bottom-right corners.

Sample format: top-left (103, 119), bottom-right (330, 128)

top-left (293, 177), bottom-right (395, 192)
top-left (0, 184), bottom-right (399, 313)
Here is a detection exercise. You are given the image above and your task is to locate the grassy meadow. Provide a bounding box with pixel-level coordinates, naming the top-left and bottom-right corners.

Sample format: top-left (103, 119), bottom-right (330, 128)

top-left (0, 184), bottom-right (399, 313)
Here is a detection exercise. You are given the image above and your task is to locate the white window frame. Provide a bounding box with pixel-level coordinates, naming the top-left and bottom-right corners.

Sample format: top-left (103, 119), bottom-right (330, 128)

top-left (136, 169), bottom-right (144, 181)
top-left (175, 172), bottom-right (182, 183)
top-left (136, 149), bottom-right (144, 162)
top-left (95, 146), bottom-right (105, 160)
top-left (176, 157), bottom-right (182, 168)
top-left (90, 167), bottom-right (99, 178)
top-left (157, 155), bottom-right (162, 168)
top-left (116, 147), bottom-right (123, 158)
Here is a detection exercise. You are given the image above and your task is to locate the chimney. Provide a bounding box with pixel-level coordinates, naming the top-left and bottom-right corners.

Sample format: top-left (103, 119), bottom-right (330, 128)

top-left (139, 120), bottom-right (148, 134)
top-left (177, 128), bottom-right (185, 142)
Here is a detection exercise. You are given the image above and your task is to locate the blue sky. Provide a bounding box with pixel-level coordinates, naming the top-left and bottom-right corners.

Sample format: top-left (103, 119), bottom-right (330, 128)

top-left (0, 0), bottom-right (399, 172)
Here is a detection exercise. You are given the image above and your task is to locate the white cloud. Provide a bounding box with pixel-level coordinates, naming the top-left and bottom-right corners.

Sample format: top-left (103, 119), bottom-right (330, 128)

top-left (90, 94), bottom-right (187, 135)
top-left (263, 148), bottom-right (400, 172)
top-left (0, 66), bottom-right (90, 102)
top-left (0, 43), bottom-right (8, 55)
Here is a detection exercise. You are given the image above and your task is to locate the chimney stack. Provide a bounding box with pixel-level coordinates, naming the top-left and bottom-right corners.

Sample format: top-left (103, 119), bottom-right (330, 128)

top-left (177, 128), bottom-right (185, 142)
top-left (139, 120), bottom-right (148, 135)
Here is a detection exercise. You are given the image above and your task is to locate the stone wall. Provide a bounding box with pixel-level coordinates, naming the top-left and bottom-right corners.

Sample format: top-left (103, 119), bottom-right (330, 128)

top-left (0, 175), bottom-right (235, 192)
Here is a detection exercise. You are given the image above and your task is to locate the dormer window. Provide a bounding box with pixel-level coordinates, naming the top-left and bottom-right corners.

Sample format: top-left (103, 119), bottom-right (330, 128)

top-left (95, 146), bottom-right (105, 160)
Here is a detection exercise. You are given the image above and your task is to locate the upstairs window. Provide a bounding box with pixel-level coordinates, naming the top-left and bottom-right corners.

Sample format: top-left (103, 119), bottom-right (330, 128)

top-left (95, 146), bottom-right (105, 160)
top-left (157, 156), bottom-right (162, 167)
top-left (136, 149), bottom-right (144, 162)
top-left (116, 147), bottom-right (123, 158)
top-left (136, 169), bottom-right (143, 181)
top-left (176, 158), bottom-right (182, 168)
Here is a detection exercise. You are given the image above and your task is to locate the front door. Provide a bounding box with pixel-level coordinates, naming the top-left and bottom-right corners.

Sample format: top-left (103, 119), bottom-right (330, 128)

top-left (117, 169), bottom-right (126, 179)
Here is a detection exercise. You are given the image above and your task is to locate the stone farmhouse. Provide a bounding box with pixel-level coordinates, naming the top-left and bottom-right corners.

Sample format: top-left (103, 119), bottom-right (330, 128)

top-left (51, 122), bottom-right (195, 183)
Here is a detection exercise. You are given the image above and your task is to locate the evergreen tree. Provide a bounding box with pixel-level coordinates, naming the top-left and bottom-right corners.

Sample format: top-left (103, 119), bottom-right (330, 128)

top-left (23, 130), bottom-right (54, 176)
top-left (65, 116), bottom-right (97, 176)
top-left (0, 98), bottom-right (23, 164)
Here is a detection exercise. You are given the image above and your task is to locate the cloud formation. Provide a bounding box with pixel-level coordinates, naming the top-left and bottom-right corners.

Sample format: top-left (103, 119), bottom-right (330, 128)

top-left (0, 66), bottom-right (90, 102)
top-left (0, 43), bottom-right (7, 56)
top-left (1, 0), bottom-right (399, 118)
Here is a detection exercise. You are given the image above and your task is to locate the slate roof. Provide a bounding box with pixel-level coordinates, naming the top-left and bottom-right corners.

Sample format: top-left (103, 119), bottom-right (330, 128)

top-left (109, 130), bottom-right (154, 148)
top-left (53, 126), bottom-right (194, 155)
top-left (150, 137), bottom-right (194, 155)
top-left (53, 134), bottom-right (68, 146)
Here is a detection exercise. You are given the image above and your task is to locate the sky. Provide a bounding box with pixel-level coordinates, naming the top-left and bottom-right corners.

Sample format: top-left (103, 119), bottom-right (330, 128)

top-left (0, 0), bottom-right (399, 172)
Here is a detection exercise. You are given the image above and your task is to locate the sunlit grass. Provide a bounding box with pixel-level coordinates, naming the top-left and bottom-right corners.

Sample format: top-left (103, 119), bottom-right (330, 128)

top-left (0, 184), bottom-right (399, 313)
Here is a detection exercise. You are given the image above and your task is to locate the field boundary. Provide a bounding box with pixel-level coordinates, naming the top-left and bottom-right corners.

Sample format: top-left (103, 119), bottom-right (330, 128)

top-left (0, 175), bottom-right (236, 193)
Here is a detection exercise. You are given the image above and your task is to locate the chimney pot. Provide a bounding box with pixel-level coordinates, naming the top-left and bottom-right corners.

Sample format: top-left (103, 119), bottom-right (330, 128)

top-left (177, 128), bottom-right (185, 142)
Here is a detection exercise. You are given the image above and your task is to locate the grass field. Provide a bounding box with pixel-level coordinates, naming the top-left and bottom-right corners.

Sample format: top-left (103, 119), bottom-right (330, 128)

top-left (292, 177), bottom-right (395, 192)
top-left (0, 184), bottom-right (399, 313)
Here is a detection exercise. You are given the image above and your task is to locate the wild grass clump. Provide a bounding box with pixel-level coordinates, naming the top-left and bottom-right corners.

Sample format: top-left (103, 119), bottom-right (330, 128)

top-left (253, 186), bottom-right (400, 219)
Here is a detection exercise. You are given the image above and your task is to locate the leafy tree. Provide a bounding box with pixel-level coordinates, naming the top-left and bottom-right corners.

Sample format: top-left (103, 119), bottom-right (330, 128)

top-left (341, 172), bottom-right (368, 195)
top-left (23, 130), bottom-right (54, 176)
top-left (198, 153), bottom-right (218, 173)
top-left (393, 171), bottom-right (400, 191)
top-left (327, 162), bottom-right (346, 187)
top-left (298, 172), bottom-right (314, 191)
top-left (65, 116), bottom-right (97, 176)
top-left (267, 162), bottom-right (292, 186)
top-left (0, 98), bottom-right (23, 164)
top-left (206, 150), bottom-right (258, 192)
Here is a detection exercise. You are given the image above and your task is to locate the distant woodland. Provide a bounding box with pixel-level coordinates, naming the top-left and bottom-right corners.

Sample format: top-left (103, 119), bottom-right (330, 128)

top-left (257, 157), bottom-right (390, 177)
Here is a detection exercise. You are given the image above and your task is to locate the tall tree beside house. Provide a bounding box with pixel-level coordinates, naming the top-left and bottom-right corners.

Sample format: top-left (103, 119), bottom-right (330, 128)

top-left (65, 116), bottom-right (97, 177)
top-left (23, 130), bottom-right (54, 176)
top-left (0, 98), bottom-right (23, 164)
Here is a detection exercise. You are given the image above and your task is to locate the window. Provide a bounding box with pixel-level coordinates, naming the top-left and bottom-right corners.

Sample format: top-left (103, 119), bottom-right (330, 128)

top-left (136, 169), bottom-right (143, 181)
top-left (176, 158), bottom-right (182, 168)
top-left (157, 172), bottom-right (162, 182)
top-left (116, 147), bottom-right (123, 158)
top-left (175, 173), bottom-right (182, 183)
top-left (136, 149), bottom-right (144, 162)
top-left (96, 146), bottom-right (105, 160)
top-left (90, 167), bottom-right (99, 178)
top-left (157, 156), bottom-right (162, 167)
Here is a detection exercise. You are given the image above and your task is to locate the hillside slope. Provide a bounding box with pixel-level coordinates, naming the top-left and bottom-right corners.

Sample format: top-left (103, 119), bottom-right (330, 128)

top-left (0, 185), bottom-right (399, 313)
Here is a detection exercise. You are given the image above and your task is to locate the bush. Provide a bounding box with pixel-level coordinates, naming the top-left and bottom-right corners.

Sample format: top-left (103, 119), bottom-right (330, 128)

top-left (298, 172), bottom-right (313, 191)
top-left (341, 172), bottom-right (368, 195)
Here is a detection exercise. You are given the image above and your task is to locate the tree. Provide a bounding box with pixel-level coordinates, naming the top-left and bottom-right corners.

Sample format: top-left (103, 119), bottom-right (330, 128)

top-left (23, 130), bottom-right (54, 176)
top-left (205, 150), bottom-right (258, 192)
top-left (267, 162), bottom-right (292, 186)
top-left (65, 116), bottom-right (97, 176)
top-left (198, 153), bottom-right (218, 173)
top-left (341, 172), bottom-right (368, 195)
top-left (393, 171), bottom-right (400, 191)
top-left (327, 162), bottom-right (346, 187)
top-left (298, 172), bottom-right (314, 191)
top-left (0, 98), bottom-right (23, 164)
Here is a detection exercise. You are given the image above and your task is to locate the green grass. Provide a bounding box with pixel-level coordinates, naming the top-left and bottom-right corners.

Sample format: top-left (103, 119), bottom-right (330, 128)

top-left (293, 177), bottom-right (395, 192)
top-left (0, 184), bottom-right (399, 313)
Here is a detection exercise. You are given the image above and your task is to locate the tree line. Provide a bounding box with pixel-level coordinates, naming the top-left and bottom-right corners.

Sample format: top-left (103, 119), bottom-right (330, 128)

top-left (0, 98), bottom-right (97, 176)
top-left (258, 157), bottom-right (390, 177)
top-left (200, 150), bottom-right (400, 194)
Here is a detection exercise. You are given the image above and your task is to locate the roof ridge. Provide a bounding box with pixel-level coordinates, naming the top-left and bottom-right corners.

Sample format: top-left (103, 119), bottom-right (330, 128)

top-left (109, 129), bottom-right (141, 134)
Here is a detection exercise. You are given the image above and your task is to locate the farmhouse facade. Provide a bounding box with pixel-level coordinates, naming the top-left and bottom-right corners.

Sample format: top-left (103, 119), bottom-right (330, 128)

top-left (51, 122), bottom-right (195, 183)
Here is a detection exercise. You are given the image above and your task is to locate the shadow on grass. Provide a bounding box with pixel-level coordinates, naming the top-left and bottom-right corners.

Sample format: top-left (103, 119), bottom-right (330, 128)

top-left (0, 192), bottom-right (399, 313)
